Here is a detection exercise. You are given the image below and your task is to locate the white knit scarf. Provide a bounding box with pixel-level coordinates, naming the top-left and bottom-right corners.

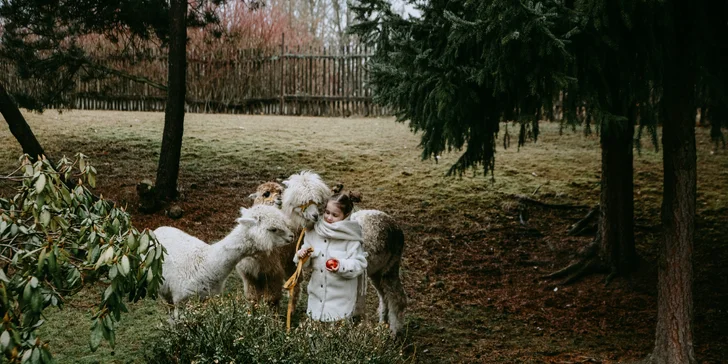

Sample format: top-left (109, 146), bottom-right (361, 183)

top-left (313, 217), bottom-right (363, 242)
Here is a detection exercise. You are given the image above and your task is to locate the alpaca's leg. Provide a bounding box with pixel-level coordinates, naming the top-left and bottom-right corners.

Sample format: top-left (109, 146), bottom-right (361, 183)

top-left (385, 264), bottom-right (407, 335)
top-left (241, 272), bottom-right (261, 302)
top-left (380, 263), bottom-right (407, 336)
top-left (168, 305), bottom-right (180, 326)
top-left (368, 271), bottom-right (389, 324)
top-left (261, 273), bottom-right (284, 309)
top-left (352, 275), bottom-right (367, 322)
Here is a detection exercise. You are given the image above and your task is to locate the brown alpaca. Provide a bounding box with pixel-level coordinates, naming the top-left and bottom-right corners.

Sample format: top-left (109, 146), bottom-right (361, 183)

top-left (240, 175), bottom-right (407, 335)
top-left (235, 182), bottom-right (298, 307)
top-left (251, 182), bottom-right (284, 207)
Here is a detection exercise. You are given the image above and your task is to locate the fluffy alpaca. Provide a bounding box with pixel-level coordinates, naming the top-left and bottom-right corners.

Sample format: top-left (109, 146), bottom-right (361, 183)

top-left (240, 173), bottom-right (407, 335)
top-left (155, 205), bottom-right (294, 318)
top-left (349, 209), bottom-right (407, 335)
top-left (235, 172), bottom-right (330, 307)
top-left (249, 181), bottom-right (283, 207)
top-left (235, 242), bottom-right (297, 307)
top-left (281, 171), bottom-right (331, 230)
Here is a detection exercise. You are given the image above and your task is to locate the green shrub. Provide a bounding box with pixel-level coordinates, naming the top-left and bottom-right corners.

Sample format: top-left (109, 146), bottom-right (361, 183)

top-left (144, 293), bottom-right (412, 363)
top-left (1, 154), bottom-right (165, 363)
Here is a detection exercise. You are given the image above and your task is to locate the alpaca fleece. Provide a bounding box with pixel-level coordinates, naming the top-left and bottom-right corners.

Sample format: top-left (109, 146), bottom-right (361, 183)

top-left (156, 205), bottom-right (293, 308)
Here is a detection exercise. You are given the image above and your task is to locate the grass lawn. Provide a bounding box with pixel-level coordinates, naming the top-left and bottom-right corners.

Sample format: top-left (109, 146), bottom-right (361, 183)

top-left (1, 110), bottom-right (727, 363)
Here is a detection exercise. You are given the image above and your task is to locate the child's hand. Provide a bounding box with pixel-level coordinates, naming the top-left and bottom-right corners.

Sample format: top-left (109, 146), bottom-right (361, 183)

top-left (325, 258), bottom-right (339, 272)
top-left (297, 248), bottom-right (312, 259)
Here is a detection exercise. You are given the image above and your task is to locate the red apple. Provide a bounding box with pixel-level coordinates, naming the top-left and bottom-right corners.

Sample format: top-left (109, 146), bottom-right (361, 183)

top-left (325, 258), bottom-right (339, 270)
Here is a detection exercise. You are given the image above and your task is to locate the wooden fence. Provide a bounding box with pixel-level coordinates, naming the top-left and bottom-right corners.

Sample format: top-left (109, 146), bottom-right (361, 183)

top-left (0, 34), bottom-right (387, 117)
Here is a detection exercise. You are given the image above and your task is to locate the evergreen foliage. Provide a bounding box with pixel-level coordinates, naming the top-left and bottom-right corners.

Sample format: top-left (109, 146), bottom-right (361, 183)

top-left (0, 0), bottom-right (225, 111)
top-left (351, 0), bottom-right (728, 173)
top-left (0, 154), bottom-right (165, 363)
top-left (564, 0), bottom-right (663, 140)
top-left (696, 1), bottom-right (728, 148)
top-left (351, 0), bottom-right (576, 176)
top-left (352, 0), bottom-right (727, 361)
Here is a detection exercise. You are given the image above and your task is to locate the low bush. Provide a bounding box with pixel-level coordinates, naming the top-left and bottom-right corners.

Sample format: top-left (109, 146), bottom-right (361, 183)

top-left (144, 293), bottom-right (412, 363)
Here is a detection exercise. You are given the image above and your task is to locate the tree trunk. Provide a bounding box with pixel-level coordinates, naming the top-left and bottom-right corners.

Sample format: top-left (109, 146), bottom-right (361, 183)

top-left (648, 95), bottom-right (697, 364)
top-left (598, 111), bottom-right (637, 277)
top-left (547, 111), bottom-right (637, 284)
top-left (648, 1), bottom-right (697, 361)
top-left (0, 82), bottom-right (45, 162)
top-left (154, 0), bottom-right (187, 202)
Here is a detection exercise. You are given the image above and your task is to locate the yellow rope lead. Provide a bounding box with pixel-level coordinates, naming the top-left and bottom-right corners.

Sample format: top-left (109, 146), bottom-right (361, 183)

top-left (284, 229), bottom-right (309, 332)
top-left (283, 201), bottom-right (318, 332)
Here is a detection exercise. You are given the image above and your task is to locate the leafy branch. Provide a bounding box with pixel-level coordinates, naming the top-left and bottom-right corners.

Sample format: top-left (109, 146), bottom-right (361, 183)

top-left (0, 154), bottom-right (165, 363)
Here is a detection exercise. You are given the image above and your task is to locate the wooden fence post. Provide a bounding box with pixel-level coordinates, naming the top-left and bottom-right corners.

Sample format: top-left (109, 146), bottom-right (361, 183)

top-left (279, 33), bottom-right (285, 115)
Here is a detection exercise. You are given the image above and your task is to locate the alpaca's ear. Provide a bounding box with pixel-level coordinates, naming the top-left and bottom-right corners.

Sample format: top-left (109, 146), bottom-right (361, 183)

top-left (236, 217), bottom-right (257, 227)
top-left (248, 192), bottom-right (258, 200)
top-left (282, 180), bottom-right (290, 188)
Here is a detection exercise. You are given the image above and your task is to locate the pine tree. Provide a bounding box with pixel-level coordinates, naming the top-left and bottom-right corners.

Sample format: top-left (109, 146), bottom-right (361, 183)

top-left (696, 6), bottom-right (728, 151)
top-left (352, 0), bottom-right (728, 361)
top-left (547, 0), bottom-right (666, 283)
top-left (0, 83), bottom-right (45, 162)
top-left (351, 0), bottom-right (647, 283)
top-left (350, 0), bottom-right (576, 176)
top-left (647, 1), bottom-right (726, 362)
top-left (155, 0), bottom-right (188, 202)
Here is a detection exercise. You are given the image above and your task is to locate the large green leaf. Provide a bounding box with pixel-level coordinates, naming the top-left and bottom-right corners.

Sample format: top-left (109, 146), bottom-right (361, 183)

top-left (35, 174), bottom-right (46, 194)
top-left (89, 322), bottom-right (103, 352)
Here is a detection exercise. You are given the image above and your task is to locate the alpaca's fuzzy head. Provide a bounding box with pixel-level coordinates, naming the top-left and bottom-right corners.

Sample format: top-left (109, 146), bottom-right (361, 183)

top-left (281, 171), bottom-right (331, 229)
top-left (249, 182), bottom-right (284, 207)
top-left (236, 205), bottom-right (294, 253)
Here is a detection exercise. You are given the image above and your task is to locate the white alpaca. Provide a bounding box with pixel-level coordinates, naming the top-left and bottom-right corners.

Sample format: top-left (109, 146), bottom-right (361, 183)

top-left (235, 172), bottom-right (330, 307)
top-left (241, 172), bottom-right (407, 335)
top-left (156, 205), bottom-right (294, 318)
top-left (281, 170), bottom-right (331, 230)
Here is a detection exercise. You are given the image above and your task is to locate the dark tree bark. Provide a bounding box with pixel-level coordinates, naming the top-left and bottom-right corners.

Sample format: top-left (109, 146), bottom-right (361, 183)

top-left (548, 111), bottom-right (637, 284)
top-left (648, 2), bottom-right (697, 362)
top-left (597, 111), bottom-right (637, 278)
top-left (154, 0), bottom-right (187, 202)
top-left (0, 82), bottom-right (45, 162)
top-left (648, 88), bottom-right (697, 364)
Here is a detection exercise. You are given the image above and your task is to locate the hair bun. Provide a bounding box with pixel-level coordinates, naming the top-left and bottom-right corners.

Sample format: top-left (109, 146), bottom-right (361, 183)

top-left (331, 183), bottom-right (344, 194)
top-left (347, 190), bottom-right (362, 203)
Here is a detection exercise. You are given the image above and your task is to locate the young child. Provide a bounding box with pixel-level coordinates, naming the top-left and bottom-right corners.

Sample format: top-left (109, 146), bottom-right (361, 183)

top-left (294, 192), bottom-right (367, 322)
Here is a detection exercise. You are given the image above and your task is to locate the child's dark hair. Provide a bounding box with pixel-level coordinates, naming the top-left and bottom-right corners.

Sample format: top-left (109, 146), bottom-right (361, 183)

top-left (329, 191), bottom-right (362, 216)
